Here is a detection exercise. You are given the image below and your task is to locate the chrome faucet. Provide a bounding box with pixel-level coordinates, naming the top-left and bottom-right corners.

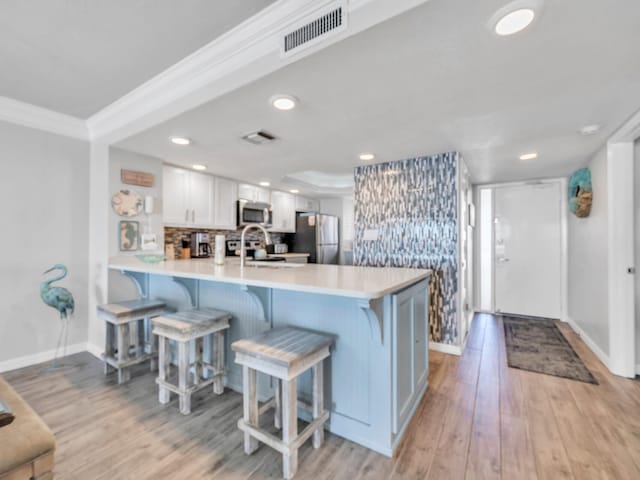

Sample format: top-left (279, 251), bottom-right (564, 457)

top-left (240, 224), bottom-right (272, 268)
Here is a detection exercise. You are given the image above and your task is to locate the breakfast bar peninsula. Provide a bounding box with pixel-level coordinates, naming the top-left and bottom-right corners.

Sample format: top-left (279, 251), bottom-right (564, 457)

top-left (109, 256), bottom-right (430, 456)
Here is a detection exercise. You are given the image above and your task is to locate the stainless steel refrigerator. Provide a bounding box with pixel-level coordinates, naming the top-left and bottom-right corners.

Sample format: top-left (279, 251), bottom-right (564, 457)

top-left (293, 213), bottom-right (339, 264)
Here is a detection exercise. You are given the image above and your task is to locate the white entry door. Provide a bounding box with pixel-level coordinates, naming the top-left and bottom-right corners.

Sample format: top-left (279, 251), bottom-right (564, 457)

top-left (494, 182), bottom-right (563, 319)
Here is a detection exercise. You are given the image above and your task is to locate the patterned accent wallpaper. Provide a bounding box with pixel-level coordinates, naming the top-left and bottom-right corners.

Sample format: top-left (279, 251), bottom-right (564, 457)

top-left (353, 152), bottom-right (459, 345)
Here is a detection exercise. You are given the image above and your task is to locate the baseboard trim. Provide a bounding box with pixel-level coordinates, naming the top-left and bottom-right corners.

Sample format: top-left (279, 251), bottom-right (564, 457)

top-left (565, 316), bottom-right (611, 370)
top-left (0, 342), bottom-right (88, 373)
top-left (429, 342), bottom-right (462, 356)
top-left (85, 343), bottom-right (103, 361)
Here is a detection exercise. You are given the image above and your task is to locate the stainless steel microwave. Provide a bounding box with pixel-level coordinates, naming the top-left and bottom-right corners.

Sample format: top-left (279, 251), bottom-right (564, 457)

top-left (237, 200), bottom-right (273, 228)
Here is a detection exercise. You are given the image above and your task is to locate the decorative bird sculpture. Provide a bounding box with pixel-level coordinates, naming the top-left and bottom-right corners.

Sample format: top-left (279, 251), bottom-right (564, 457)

top-left (40, 264), bottom-right (75, 369)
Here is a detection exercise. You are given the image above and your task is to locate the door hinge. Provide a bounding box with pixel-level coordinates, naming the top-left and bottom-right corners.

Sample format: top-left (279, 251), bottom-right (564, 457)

top-left (628, 267), bottom-right (636, 274)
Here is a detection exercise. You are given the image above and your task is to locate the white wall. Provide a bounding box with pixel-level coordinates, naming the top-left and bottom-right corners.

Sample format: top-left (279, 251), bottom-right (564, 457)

top-left (567, 145), bottom-right (609, 356)
top-left (108, 148), bottom-right (164, 305)
top-left (635, 139), bottom-right (640, 367)
top-left (0, 120), bottom-right (89, 368)
top-left (108, 147), bottom-right (164, 257)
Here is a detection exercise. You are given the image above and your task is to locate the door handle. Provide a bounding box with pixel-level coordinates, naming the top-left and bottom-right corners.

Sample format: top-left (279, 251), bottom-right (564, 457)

top-left (263, 208), bottom-right (269, 225)
top-left (192, 209), bottom-right (195, 223)
top-left (497, 257), bottom-right (510, 263)
top-left (185, 209), bottom-right (189, 221)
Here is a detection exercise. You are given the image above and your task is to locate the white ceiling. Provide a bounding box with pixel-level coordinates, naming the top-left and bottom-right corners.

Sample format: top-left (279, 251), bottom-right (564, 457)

top-left (116, 0), bottom-right (640, 187)
top-left (0, 1), bottom-right (274, 118)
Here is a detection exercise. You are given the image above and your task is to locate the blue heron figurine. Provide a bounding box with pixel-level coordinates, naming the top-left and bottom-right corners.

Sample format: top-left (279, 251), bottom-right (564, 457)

top-left (40, 264), bottom-right (75, 369)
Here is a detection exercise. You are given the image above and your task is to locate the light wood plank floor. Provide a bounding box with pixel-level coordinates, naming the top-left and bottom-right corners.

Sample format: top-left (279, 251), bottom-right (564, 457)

top-left (4, 313), bottom-right (640, 479)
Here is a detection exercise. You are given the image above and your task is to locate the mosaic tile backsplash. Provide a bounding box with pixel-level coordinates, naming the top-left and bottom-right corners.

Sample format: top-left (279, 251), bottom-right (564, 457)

top-left (353, 152), bottom-right (459, 345)
top-left (164, 227), bottom-right (285, 259)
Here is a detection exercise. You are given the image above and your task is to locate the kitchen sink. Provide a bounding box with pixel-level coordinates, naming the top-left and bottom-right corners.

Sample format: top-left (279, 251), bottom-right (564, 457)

top-left (245, 262), bottom-right (305, 269)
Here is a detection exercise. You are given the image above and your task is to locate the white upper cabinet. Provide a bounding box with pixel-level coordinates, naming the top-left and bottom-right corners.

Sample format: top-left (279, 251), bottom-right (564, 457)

top-left (163, 166), bottom-right (191, 225)
top-left (213, 177), bottom-right (238, 230)
top-left (270, 191), bottom-right (296, 233)
top-left (162, 165), bottom-right (213, 227)
top-left (238, 183), bottom-right (271, 204)
top-left (295, 195), bottom-right (319, 212)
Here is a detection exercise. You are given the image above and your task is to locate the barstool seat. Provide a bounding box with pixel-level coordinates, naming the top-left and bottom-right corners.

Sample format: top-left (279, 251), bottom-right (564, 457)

top-left (152, 308), bottom-right (231, 415)
top-left (232, 327), bottom-right (333, 480)
top-left (97, 298), bottom-right (167, 384)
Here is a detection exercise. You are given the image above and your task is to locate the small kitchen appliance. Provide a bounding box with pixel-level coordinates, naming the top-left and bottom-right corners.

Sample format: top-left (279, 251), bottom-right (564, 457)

top-left (237, 200), bottom-right (273, 228)
top-left (190, 232), bottom-right (211, 258)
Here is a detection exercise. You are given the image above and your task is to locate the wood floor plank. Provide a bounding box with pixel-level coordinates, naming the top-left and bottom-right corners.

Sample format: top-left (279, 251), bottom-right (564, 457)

top-left (4, 314), bottom-right (640, 479)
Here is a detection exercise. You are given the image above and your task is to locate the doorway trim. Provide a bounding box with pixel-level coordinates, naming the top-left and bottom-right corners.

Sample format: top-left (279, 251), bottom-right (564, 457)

top-left (607, 109), bottom-right (640, 378)
top-left (474, 178), bottom-right (569, 322)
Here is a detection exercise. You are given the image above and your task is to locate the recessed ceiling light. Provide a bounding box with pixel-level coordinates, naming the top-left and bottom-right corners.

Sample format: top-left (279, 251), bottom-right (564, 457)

top-left (490, 0), bottom-right (542, 36)
top-left (495, 8), bottom-right (535, 35)
top-left (259, 181), bottom-right (271, 187)
top-left (290, 189), bottom-right (299, 194)
top-left (519, 152), bottom-right (538, 160)
top-left (270, 94), bottom-right (297, 111)
top-left (580, 124), bottom-right (602, 136)
top-left (170, 136), bottom-right (191, 146)
top-left (359, 153), bottom-right (375, 161)
top-left (192, 164), bottom-right (207, 171)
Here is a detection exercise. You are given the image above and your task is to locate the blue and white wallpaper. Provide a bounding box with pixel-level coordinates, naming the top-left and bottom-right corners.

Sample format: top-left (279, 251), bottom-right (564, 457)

top-left (353, 152), bottom-right (459, 344)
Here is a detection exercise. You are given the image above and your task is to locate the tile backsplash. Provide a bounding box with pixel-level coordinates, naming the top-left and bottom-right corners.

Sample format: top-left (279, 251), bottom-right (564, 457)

top-left (164, 227), bottom-right (285, 259)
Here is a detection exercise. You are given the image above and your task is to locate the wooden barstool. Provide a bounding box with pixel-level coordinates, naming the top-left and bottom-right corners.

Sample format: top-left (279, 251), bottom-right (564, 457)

top-left (97, 298), bottom-right (167, 384)
top-left (152, 308), bottom-right (231, 415)
top-left (232, 327), bottom-right (333, 479)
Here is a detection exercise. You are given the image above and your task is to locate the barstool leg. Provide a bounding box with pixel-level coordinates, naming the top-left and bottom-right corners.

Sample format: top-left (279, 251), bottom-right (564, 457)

top-left (136, 318), bottom-right (145, 357)
top-left (150, 325), bottom-right (159, 372)
top-left (282, 378), bottom-right (298, 479)
top-left (243, 366), bottom-right (259, 455)
top-left (213, 331), bottom-right (225, 395)
top-left (158, 336), bottom-right (170, 404)
top-left (116, 323), bottom-right (131, 384)
top-left (312, 363), bottom-right (325, 449)
top-left (178, 340), bottom-right (191, 415)
top-left (274, 378), bottom-right (282, 430)
top-left (104, 322), bottom-right (115, 375)
top-left (194, 337), bottom-right (204, 386)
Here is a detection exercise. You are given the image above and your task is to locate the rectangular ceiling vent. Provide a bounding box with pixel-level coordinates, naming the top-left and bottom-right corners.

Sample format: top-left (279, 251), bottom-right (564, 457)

top-left (242, 130), bottom-right (277, 145)
top-left (281, 2), bottom-right (347, 58)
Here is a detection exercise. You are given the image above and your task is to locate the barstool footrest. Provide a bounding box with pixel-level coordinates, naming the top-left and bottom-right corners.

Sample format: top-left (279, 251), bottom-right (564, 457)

top-left (237, 410), bottom-right (329, 455)
top-left (103, 352), bottom-right (157, 370)
top-left (155, 376), bottom-right (222, 396)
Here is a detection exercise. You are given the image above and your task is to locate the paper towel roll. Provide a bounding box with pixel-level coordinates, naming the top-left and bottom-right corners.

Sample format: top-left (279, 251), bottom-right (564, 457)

top-left (215, 235), bottom-right (225, 265)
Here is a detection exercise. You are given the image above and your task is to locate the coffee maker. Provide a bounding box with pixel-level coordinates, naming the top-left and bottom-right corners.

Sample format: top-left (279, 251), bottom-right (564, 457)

top-left (190, 232), bottom-right (211, 258)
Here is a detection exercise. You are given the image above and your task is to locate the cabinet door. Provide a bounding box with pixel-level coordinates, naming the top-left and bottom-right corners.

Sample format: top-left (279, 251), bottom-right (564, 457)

top-left (162, 165), bottom-right (190, 225)
top-left (213, 177), bottom-right (238, 229)
top-left (392, 291), bottom-right (414, 434)
top-left (270, 191), bottom-right (296, 233)
top-left (238, 183), bottom-right (256, 202)
top-left (189, 171), bottom-right (214, 227)
top-left (255, 186), bottom-right (271, 204)
top-left (413, 287), bottom-right (428, 388)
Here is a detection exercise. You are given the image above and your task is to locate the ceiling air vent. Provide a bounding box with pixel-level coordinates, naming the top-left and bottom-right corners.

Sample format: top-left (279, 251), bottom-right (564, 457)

top-left (242, 130), bottom-right (277, 145)
top-left (281, 2), bottom-right (347, 58)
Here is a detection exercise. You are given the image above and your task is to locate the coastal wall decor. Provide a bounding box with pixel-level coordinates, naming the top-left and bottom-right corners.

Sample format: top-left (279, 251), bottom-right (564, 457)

top-left (111, 189), bottom-right (143, 217)
top-left (40, 264), bottom-right (75, 369)
top-left (353, 152), bottom-right (459, 344)
top-left (568, 167), bottom-right (593, 217)
top-left (119, 220), bottom-right (140, 251)
top-left (121, 169), bottom-right (154, 188)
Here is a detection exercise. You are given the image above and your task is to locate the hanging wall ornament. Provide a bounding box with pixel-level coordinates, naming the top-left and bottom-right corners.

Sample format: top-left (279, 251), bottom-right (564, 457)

top-left (568, 168), bottom-right (593, 218)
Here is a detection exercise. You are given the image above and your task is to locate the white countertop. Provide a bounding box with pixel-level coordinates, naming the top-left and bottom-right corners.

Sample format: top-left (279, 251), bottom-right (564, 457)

top-left (267, 253), bottom-right (310, 258)
top-left (109, 256), bottom-right (429, 300)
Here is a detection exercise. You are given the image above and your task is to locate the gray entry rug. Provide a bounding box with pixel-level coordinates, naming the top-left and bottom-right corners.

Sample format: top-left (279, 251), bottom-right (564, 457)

top-left (502, 315), bottom-right (598, 384)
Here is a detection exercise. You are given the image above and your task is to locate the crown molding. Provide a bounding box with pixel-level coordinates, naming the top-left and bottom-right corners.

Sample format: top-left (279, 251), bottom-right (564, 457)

top-left (0, 0), bottom-right (428, 143)
top-left (87, 0), bottom-right (429, 144)
top-left (609, 106), bottom-right (640, 143)
top-left (0, 96), bottom-right (89, 140)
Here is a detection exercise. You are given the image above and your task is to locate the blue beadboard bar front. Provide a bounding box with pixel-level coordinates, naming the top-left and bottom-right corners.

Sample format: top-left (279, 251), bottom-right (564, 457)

top-left (109, 258), bottom-right (430, 456)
